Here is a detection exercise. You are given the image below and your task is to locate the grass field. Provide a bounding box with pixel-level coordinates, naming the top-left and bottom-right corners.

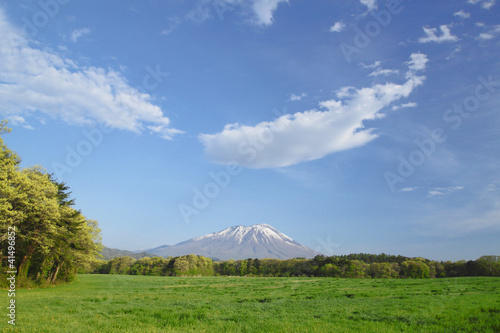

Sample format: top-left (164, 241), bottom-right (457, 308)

top-left (1, 275), bottom-right (499, 332)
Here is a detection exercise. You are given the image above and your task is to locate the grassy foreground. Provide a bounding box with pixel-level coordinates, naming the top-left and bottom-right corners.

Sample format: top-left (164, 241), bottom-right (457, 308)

top-left (1, 275), bottom-right (499, 332)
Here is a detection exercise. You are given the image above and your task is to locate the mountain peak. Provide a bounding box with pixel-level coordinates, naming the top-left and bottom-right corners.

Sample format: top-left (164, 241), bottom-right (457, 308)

top-left (148, 224), bottom-right (319, 260)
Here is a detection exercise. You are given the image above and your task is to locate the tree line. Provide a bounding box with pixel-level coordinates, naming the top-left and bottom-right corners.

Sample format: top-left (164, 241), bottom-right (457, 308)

top-left (88, 253), bottom-right (500, 278)
top-left (0, 121), bottom-right (102, 286)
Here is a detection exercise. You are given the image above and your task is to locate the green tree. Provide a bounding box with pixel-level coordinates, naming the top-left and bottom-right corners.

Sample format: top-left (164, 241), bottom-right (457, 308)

top-left (109, 256), bottom-right (136, 274)
top-left (367, 262), bottom-right (393, 278)
top-left (342, 260), bottom-right (368, 278)
top-left (0, 121), bottom-right (102, 285)
top-left (400, 260), bottom-right (430, 278)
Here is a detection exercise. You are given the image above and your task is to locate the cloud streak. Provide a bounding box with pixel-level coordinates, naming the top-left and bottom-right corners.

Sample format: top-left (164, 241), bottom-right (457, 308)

top-left (419, 25), bottom-right (459, 43)
top-left (70, 28), bottom-right (90, 42)
top-left (428, 186), bottom-right (465, 197)
top-left (252, 0), bottom-right (288, 26)
top-left (199, 53), bottom-right (428, 169)
top-left (360, 0), bottom-right (377, 11)
top-left (330, 21), bottom-right (345, 33)
top-left (468, 0), bottom-right (496, 10)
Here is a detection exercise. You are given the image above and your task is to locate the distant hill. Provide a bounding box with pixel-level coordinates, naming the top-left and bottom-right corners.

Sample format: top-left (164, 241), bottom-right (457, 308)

top-left (147, 224), bottom-right (319, 260)
top-left (99, 246), bottom-right (156, 260)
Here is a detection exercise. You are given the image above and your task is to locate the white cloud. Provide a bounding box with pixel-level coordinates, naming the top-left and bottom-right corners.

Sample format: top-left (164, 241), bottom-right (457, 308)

top-left (359, 61), bottom-right (381, 69)
top-left (7, 115), bottom-right (26, 125)
top-left (454, 10), bottom-right (471, 18)
top-left (359, 61), bottom-right (399, 76)
top-left (418, 25), bottom-right (459, 43)
top-left (199, 54), bottom-right (427, 169)
top-left (477, 25), bottom-right (500, 40)
top-left (428, 186), bottom-right (465, 197)
top-left (401, 187), bottom-right (418, 192)
top-left (251, 0), bottom-right (288, 26)
top-left (290, 93), bottom-right (307, 101)
top-left (392, 102), bottom-right (417, 110)
top-left (330, 21), bottom-right (345, 33)
top-left (406, 53), bottom-right (429, 73)
top-left (468, 0), bottom-right (496, 9)
top-left (479, 32), bottom-right (494, 40)
top-left (335, 86), bottom-right (355, 98)
top-left (70, 28), bottom-right (91, 42)
top-left (360, 0), bottom-right (377, 11)
top-left (6, 115), bottom-right (34, 130)
top-left (368, 68), bottom-right (399, 77)
top-left (186, 0), bottom-right (287, 26)
top-left (401, 102), bottom-right (417, 108)
top-left (0, 10), bottom-right (183, 140)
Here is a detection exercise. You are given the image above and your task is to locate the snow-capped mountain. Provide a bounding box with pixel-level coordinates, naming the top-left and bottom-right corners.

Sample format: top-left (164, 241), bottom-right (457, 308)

top-left (147, 224), bottom-right (319, 260)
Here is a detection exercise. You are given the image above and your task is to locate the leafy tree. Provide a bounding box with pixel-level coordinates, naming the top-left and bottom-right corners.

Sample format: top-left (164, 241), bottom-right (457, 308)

top-left (342, 260), bottom-right (368, 278)
top-left (367, 263), bottom-right (393, 278)
top-left (400, 260), bottom-right (430, 278)
top-left (109, 256), bottom-right (136, 274)
top-left (428, 261), bottom-right (445, 278)
top-left (0, 121), bottom-right (102, 285)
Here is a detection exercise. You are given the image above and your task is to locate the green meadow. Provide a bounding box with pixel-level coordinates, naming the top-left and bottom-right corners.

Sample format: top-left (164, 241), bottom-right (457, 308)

top-left (2, 275), bottom-right (499, 332)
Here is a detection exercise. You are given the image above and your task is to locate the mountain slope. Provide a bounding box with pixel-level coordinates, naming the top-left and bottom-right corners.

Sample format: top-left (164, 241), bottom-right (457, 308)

top-left (100, 246), bottom-right (156, 260)
top-left (147, 224), bottom-right (319, 260)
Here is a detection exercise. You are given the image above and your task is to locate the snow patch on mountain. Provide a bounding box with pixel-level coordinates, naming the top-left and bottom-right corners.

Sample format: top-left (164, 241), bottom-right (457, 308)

top-left (147, 224), bottom-right (319, 260)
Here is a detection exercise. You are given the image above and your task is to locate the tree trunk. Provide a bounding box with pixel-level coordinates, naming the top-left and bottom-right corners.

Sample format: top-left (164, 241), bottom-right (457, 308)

top-left (51, 262), bottom-right (63, 283)
top-left (17, 246), bottom-right (35, 279)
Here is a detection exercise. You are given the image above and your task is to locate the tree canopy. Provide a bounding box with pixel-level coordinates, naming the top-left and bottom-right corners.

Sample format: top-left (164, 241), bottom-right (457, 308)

top-left (0, 120), bottom-right (102, 286)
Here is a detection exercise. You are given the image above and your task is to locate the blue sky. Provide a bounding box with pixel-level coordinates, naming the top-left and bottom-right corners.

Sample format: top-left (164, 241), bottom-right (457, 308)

top-left (1, 0), bottom-right (499, 261)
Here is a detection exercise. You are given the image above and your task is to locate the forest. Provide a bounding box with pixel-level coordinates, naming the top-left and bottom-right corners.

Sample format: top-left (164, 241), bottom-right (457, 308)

top-left (0, 120), bottom-right (102, 287)
top-left (89, 253), bottom-right (500, 279)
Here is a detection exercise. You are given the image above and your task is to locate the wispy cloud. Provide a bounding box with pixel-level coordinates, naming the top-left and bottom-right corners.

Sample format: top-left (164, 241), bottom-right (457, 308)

top-left (454, 10), bottom-right (471, 19)
top-left (417, 193), bottom-right (500, 236)
top-left (360, 0), bottom-right (377, 11)
top-left (185, 0), bottom-right (288, 27)
top-left (330, 21), bottom-right (345, 33)
top-left (0, 9), bottom-right (182, 140)
top-left (360, 61), bottom-right (399, 77)
top-left (368, 68), bottom-right (399, 77)
top-left (477, 25), bottom-right (500, 40)
top-left (289, 93), bottom-right (307, 101)
top-left (406, 53), bottom-right (429, 72)
top-left (401, 187), bottom-right (418, 192)
top-left (199, 53), bottom-right (428, 169)
top-left (359, 61), bottom-right (381, 69)
top-left (70, 28), bottom-right (91, 42)
top-left (392, 102), bottom-right (417, 110)
top-left (418, 25), bottom-right (459, 43)
top-left (161, 17), bottom-right (181, 35)
top-left (467, 0), bottom-right (496, 10)
top-left (252, 0), bottom-right (289, 26)
top-left (428, 186), bottom-right (465, 197)
top-left (7, 115), bottom-right (34, 130)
